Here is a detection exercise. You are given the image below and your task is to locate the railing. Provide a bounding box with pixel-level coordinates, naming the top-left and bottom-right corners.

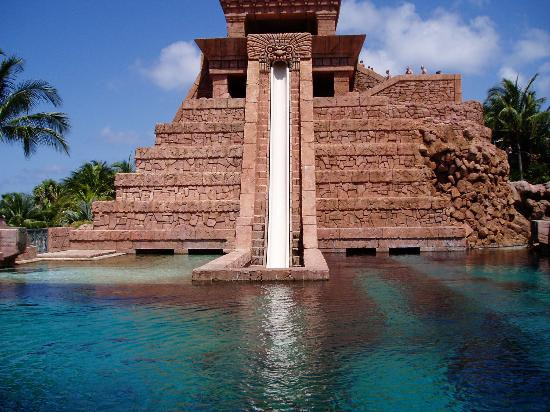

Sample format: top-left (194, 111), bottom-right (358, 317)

top-left (27, 229), bottom-right (48, 253)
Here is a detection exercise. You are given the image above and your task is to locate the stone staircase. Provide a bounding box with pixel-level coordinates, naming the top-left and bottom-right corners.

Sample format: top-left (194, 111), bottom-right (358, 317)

top-left (313, 97), bottom-right (467, 252)
top-left (71, 99), bottom-right (245, 253)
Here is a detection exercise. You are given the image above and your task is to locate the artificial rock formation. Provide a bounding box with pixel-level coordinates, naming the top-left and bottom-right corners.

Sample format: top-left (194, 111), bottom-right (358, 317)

top-left (51, 0), bottom-right (529, 279)
top-left (510, 181), bottom-right (550, 221)
top-left (419, 113), bottom-right (530, 247)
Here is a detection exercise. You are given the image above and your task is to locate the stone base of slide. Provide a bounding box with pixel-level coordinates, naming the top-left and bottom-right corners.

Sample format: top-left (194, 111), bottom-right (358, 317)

top-left (192, 249), bottom-right (329, 282)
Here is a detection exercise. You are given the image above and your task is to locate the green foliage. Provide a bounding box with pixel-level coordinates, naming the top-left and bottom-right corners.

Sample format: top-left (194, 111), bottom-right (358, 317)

top-left (63, 161), bottom-right (116, 203)
top-left (112, 156), bottom-right (135, 173)
top-left (525, 161), bottom-right (550, 185)
top-left (0, 192), bottom-right (47, 228)
top-left (0, 48), bottom-right (70, 157)
top-left (484, 74), bottom-right (550, 183)
top-left (0, 158), bottom-right (134, 228)
top-left (62, 200), bottom-right (93, 226)
top-left (32, 179), bottom-right (67, 225)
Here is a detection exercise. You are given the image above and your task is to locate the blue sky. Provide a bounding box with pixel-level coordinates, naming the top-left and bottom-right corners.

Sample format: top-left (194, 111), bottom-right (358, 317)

top-left (1, 0), bottom-right (549, 194)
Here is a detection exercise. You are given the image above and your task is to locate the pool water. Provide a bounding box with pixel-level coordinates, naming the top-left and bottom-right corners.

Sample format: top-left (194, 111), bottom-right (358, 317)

top-left (0, 250), bottom-right (548, 411)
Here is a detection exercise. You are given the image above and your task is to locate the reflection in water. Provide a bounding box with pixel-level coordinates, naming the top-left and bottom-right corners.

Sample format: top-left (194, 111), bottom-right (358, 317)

top-left (259, 286), bottom-right (302, 406)
top-left (0, 250), bottom-right (549, 411)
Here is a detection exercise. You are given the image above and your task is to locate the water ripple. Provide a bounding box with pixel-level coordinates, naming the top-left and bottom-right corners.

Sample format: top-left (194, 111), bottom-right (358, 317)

top-left (0, 251), bottom-right (548, 411)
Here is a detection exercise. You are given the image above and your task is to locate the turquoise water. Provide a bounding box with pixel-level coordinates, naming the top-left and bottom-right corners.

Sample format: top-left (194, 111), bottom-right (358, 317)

top-left (0, 250), bottom-right (549, 411)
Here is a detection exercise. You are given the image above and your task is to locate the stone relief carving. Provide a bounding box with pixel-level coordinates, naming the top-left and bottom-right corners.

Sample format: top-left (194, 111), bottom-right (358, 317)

top-left (247, 33), bottom-right (312, 72)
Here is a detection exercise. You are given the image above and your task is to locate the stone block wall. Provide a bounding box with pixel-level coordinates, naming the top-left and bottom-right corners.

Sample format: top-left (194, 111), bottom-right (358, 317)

top-left (390, 101), bottom-right (485, 124)
top-left (48, 227), bottom-right (71, 252)
top-left (369, 74), bottom-right (461, 104)
top-left (69, 98), bottom-right (246, 252)
top-left (54, 51), bottom-right (528, 256)
top-left (0, 227), bottom-right (26, 260)
top-left (115, 172), bottom-right (241, 202)
top-left (154, 123), bottom-right (244, 146)
top-left (353, 65), bottom-right (384, 92)
top-left (312, 80), bottom-right (528, 251)
top-left (173, 98), bottom-right (245, 122)
top-left (91, 200), bottom-right (239, 231)
top-left (135, 145), bottom-right (243, 173)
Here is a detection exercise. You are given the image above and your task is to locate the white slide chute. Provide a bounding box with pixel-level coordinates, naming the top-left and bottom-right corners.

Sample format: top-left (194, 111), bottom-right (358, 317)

top-left (266, 62), bottom-right (290, 269)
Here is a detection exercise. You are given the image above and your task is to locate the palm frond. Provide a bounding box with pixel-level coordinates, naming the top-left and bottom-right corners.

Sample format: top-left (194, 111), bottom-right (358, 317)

top-left (62, 200), bottom-right (93, 225)
top-left (62, 161), bottom-right (115, 202)
top-left (8, 111), bottom-right (70, 133)
top-left (0, 55), bottom-right (24, 100)
top-left (524, 74), bottom-right (539, 94)
top-left (0, 52), bottom-right (70, 157)
top-left (485, 72), bottom-right (550, 182)
top-left (112, 156), bottom-right (135, 173)
top-left (0, 192), bottom-right (47, 228)
top-left (2, 121), bottom-right (69, 158)
top-left (0, 80), bottom-right (63, 123)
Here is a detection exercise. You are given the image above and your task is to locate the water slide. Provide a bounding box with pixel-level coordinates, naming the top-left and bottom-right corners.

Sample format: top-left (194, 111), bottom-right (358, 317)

top-left (266, 63), bottom-right (290, 268)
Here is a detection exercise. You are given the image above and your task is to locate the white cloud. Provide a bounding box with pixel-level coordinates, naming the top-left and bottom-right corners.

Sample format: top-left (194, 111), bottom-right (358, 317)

top-left (495, 63), bottom-right (550, 99)
top-left (100, 126), bottom-right (140, 144)
top-left (509, 29), bottom-right (550, 65)
top-left (498, 28), bottom-right (550, 98)
top-left (141, 41), bottom-right (201, 90)
top-left (339, 0), bottom-right (500, 75)
top-left (498, 66), bottom-right (526, 85)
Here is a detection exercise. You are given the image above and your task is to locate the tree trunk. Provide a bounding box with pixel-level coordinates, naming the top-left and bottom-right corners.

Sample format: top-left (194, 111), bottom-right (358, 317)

top-left (516, 142), bottom-right (524, 180)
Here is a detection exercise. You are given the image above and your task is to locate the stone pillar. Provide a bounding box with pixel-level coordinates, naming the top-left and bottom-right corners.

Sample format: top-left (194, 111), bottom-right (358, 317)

top-left (290, 64), bottom-right (302, 266)
top-left (226, 15), bottom-right (246, 37)
top-left (234, 61), bottom-right (260, 251)
top-left (245, 33), bottom-right (315, 266)
top-left (317, 12), bottom-right (338, 36)
top-left (334, 72), bottom-right (350, 95)
top-left (212, 74), bottom-right (229, 98)
top-left (299, 59), bottom-right (319, 251)
top-left (250, 71), bottom-right (270, 264)
top-left (454, 74), bottom-right (462, 104)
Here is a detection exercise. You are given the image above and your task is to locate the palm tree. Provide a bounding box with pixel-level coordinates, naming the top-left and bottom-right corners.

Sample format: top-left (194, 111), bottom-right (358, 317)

top-left (0, 49), bottom-right (70, 156)
top-left (0, 192), bottom-right (47, 228)
top-left (61, 200), bottom-right (93, 226)
top-left (59, 161), bottom-right (116, 227)
top-left (112, 156), bottom-right (135, 173)
top-left (33, 179), bottom-right (64, 205)
top-left (32, 179), bottom-right (66, 225)
top-left (63, 161), bottom-right (115, 203)
top-left (484, 74), bottom-right (550, 181)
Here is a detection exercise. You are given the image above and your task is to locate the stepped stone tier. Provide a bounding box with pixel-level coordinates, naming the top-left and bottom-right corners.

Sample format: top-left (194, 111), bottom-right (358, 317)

top-left (51, 0), bottom-right (530, 280)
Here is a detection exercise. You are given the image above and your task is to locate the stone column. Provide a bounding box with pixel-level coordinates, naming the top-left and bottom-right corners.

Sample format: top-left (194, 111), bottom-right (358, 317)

top-left (299, 59), bottom-right (319, 251)
top-left (334, 72), bottom-right (350, 96)
top-left (234, 61), bottom-right (260, 251)
top-left (212, 74), bottom-right (229, 98)
top-left (317, 12), bottom-right (337, 36)
top-left (250, 71), bottom-right (270, 265)
top-left (226, 15), bottom-right (246, 37)
top-left (244, 33), bottom-right (317, 266)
